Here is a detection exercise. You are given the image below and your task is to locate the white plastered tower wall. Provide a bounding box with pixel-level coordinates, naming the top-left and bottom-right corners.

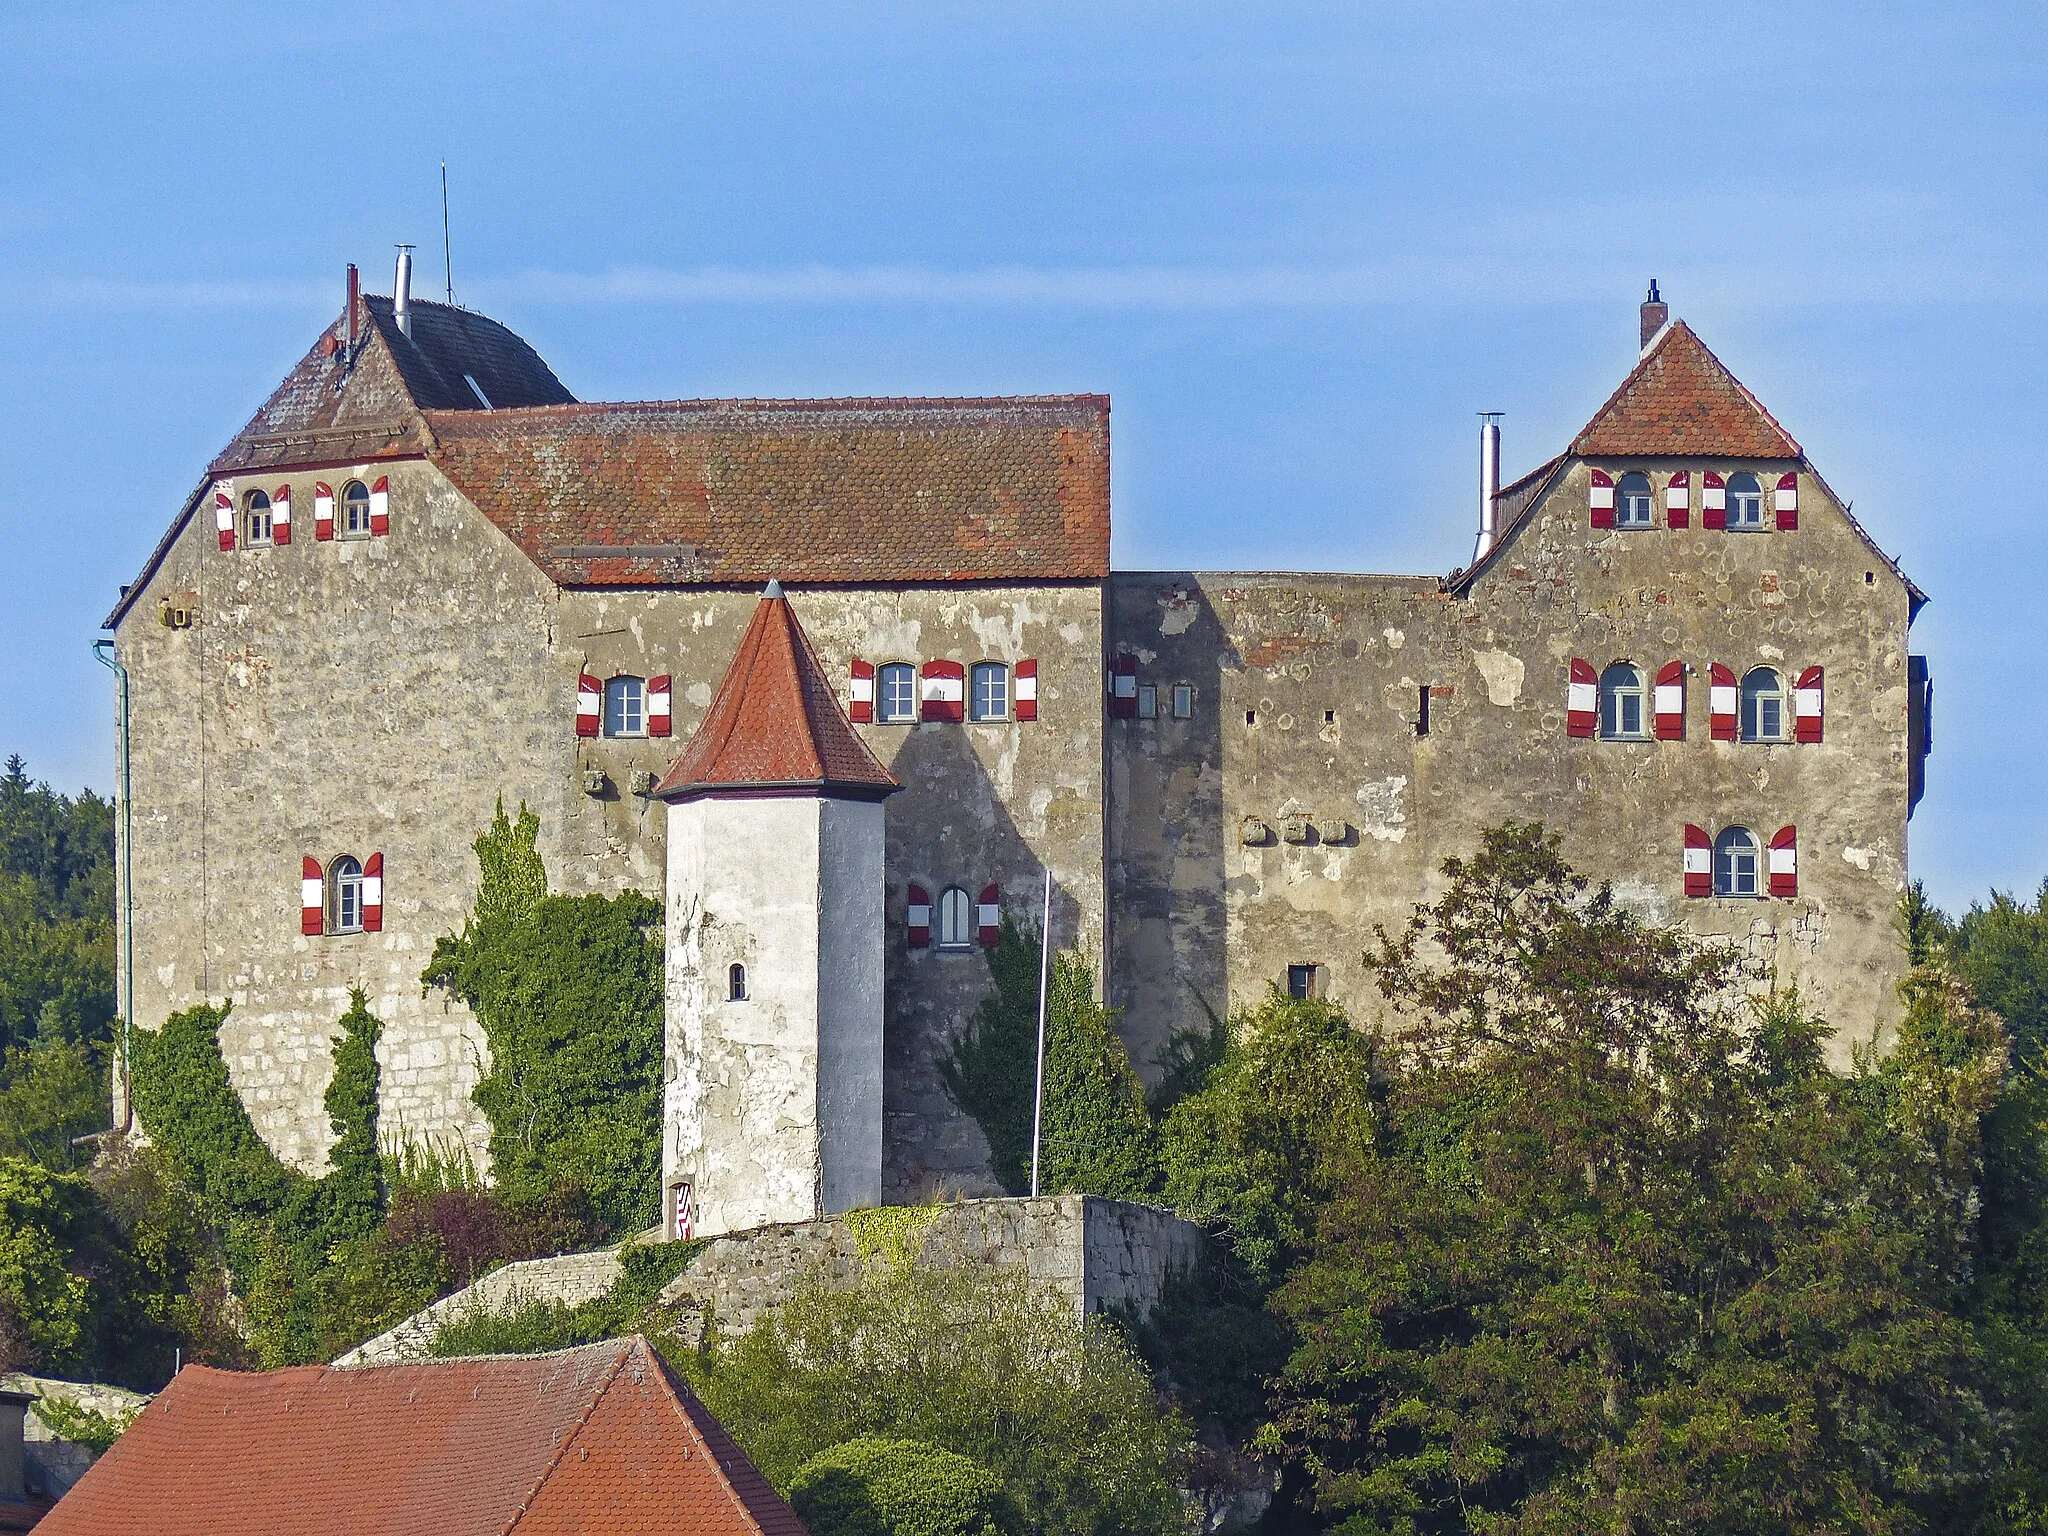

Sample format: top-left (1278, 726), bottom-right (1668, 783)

top-left (663, 791), bottom-right (886, 1238)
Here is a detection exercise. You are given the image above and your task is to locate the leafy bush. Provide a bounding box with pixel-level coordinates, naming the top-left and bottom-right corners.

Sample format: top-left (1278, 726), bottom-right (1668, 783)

top-left (789, 1436), bottom-right (1003, 1536)
top-left (427, 1237), bottom-right (701, 1357)
top-left (30, 1394), bottom-right (138, 1451)
top-left (669, 1259), bottom-right (1187, 1536)
top-left (424, 802), bottom-right (663, 1233)
top-left (0, 1156), bottom-right (96, 1364)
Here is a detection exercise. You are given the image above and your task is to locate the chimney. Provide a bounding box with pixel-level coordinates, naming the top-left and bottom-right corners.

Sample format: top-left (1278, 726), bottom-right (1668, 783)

top-left (0, 1388), bottom-right (29, 1499)
top-left (345, 263), bottom-right (359, 352)
top-left (393, 246), bottom-right (415, 340)
top-left (1640, 279), bottom-right (1668, 351)
top-left (1473, 413), bottom-right (1502, 564)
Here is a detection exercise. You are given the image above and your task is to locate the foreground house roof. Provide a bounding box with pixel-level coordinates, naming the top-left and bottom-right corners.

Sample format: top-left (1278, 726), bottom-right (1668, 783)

top-left (33, 1337), bottom-right (806, 1536)
top-left (653, 582), bottom-right (901, 803)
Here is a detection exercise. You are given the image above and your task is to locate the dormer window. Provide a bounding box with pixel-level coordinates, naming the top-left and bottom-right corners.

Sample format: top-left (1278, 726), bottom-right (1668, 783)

top-left (1727, 472), bottom-right (1764, 529)
top-left (243, 489), bottom-right (273, 546)
top-left (341, 480), bottom-right (372, 537)
top-left (1615, 472), bottom-right (1654, 528)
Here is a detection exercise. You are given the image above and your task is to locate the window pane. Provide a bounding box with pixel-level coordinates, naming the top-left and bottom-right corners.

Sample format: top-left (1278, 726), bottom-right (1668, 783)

top-left (938, 887), bottom-right (971, 947)
top-left (343, 483), bottom-right (370, 534)
top-left (605, 677), bottom-right (644, 736)
top-left (1138, 684), bottom-right (1156, 719)
top-left (970, 663), bottom-right (1008, 721)
top-left (1171, 684), bottom-right (1193, 719)
top-left (1621, 694), bottom-right (1641, 735)
top-left (1761, 697), bottom-right (1781, 738)
top-left (880, 664), bottom-right (915, 723)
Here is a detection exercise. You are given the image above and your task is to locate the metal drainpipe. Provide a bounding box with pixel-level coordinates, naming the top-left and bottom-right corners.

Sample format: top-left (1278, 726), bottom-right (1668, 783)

top-left (91, 639), bottom-right (134, 1132)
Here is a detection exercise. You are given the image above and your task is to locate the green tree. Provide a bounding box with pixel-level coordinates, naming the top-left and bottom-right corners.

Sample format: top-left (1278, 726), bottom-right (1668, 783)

top-left (789, 1437), bottom-right (1004, 1536)
top-left (0, 1156), bottom-right (96, 1365)
top-left (1264, 823), bottom-right (1998, 1535)
top-left (0, 757), bottom-right (116, 1058)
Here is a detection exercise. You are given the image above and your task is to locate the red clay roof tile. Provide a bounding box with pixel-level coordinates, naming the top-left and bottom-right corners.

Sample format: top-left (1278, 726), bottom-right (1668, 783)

top-left (1570, 321), bottom-right (1801, 459)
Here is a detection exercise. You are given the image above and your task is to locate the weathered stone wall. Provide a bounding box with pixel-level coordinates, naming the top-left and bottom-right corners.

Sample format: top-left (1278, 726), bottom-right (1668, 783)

top-left (1108, 459), bottom-right (1917, 1069)
top-left (117, 462), bottom-right (1106, 1187)
top-left (0, 1375), bottom-right (149, 1499)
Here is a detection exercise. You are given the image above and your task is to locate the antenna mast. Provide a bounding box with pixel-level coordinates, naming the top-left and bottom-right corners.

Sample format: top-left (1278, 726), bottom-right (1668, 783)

top-left (441, 161), bottom-right (455, 306)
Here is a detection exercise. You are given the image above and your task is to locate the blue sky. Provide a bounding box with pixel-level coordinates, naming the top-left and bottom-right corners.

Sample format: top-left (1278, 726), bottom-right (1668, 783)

top-left (0, 2), bottom-right (2039, 912)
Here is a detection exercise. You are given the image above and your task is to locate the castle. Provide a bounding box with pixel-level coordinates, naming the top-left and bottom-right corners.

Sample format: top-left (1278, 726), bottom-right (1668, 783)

top-left (104, 266), bottom-right (1932, 1220)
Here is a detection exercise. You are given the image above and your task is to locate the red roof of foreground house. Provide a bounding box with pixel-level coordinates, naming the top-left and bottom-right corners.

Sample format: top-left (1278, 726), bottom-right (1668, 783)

top-left (1570, 320), bottom-right (1801, 459)
top-left (653, 583), bottom-right (900, 803)
top-left (33, 1337), bottom-right (807, 1536)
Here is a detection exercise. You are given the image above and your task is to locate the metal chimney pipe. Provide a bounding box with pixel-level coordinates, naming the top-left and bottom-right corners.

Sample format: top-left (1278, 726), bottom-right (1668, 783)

top-left (1474, 413), bottom-right (1502, 563)
top-left (393, 246), bottom-right (415, 340)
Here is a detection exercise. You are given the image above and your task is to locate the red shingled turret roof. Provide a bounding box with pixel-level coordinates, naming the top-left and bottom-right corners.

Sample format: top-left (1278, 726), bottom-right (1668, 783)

top-left (652, 583), bottom-right (900, 803)
top-left (32, 1337), bottom-right (807, 1536)
top-left (1571, 320), bottom-right (1801, 459)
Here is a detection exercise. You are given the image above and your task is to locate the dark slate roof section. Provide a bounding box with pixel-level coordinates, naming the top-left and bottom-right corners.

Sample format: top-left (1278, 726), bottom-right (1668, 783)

top-left (422, 395), bottom-right (1113, 587)
top-left (361, 294), bottom-right (576, 413)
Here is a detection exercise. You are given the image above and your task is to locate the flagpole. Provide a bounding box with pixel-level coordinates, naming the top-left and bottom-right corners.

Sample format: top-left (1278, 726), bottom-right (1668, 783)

top-left (1029, 868), bottom-right (1052, 1199)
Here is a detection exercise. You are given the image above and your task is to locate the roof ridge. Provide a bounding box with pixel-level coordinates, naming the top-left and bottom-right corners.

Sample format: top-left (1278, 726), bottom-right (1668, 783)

top-left (423, 393), bottom-right (1109, 419)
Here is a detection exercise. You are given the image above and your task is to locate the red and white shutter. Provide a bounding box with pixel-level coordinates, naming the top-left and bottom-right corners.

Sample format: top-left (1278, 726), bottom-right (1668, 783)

top-left (314, 482), bottom-right (335, 541)
top-left (1683, 825), bottom-right (1712, 897)
top-left (921, 660), bottom-right (965, 723)
top-left (362, 852), bottom-right (384, 932)
top-left (301, 856), bottom-right (324, 936)
top-left (1015, 658), bottom-right (1039, 721)
top-left (1665, 470), bottom-right (1691, 529)
top-left (215, 487), bottom-right (236, 551)
top-left (1589, 468), bottom-right (1615, 529)
top-left (1708, 663), bottom-right (1738, 740)
top-left (1701, 471), bottom-right (1727, 531)
top-left (369, 475), bottom-right (391, 536)
top-left (906, 883), bottom-right (932, 949)
top-left (1566, 658), bottom-right (1597, 737)
top-left (576, 671), bottom-right (602, 737)
top-left (848, 659), bottom-right (875, 724)
top-left (1775, 472), bottom-right (1799, 531)
top-left (976, 883), bottom-right (1002, 947)
top-left (1109, 654), bottom-right (1139, 719)
top-left (647, 675), bottom-right (672, 738)
top-left (1769, 826), bottom-right (1798, 897)
top-left (271, 484), bottom-right (292, 545)
top-left (1653, 661), bottom-right (1686, 740)
top-left (1794, 667), bottom-right (1824, 743)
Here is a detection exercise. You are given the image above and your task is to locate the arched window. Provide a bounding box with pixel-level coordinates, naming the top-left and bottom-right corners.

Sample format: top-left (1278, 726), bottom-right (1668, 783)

top-left (937, 886), bottom-right (973, 949)
top-left (1616, 471), bottom-right (1654, 528)
top-left (341, 480), bottom-right (372, 537)
top-left (970, 662), bottom-right (1010, 721)
top-left (1727, 472), bottom-right (1764, 529)
top-left (328, 855), bottom-right (364, 934)
top-left (1741, 667), bottom-right (1788, 742)
top-left (1714, 827), bottom-right (1760, 897)
top-left (877, 663), bottom-right (916, 724)
top-left (604, 676), bottom-right (645, 737)
top-left (728, 963), bottom-right (747, 1001)
top-left (243, 489), bottom-right (274, 546)
top-left (1599, 662), bottom-right (1649, 740)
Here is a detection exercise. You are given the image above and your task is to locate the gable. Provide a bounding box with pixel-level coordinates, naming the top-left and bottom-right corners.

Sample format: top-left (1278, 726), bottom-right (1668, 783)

top-left (1571, 321), bottom-right (1800, 459)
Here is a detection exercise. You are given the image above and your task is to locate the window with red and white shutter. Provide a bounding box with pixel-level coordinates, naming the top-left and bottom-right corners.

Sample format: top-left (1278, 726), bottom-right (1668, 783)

top-left (271, 485), bottom-right (293, 545)
top-left (1769, 826), bottom-right (1798, 897)
top-left (921, 660), bottom-right (965, 723)
top-left (848, 659), bottom-right (875, 724)
top-left (1794, 667), bottom-right (1824, 743)
top-left (906, 884), bottom-right (932, 949)
top-left (1775, 472), bottom-right (1799, 531)
top-left (363, 853), bottom-right (384, 932)
top-left (301, 857), bottom-right (325, 935)
top-left (647, 675), bottom-right (672, 738)
top-left (314, 482), bottom-right (335, 541)
top-left (369, 476), bottom-right (391, 536)
top-left (1015, 659), bottom-right (1039, 721)
top-left (1109, 654), bottom-right (1139, 719)
top-left (1589, 469), bottom-right (1615, 529)
top-left (1708, 663), bottom-right (1738, 740)
top-left (1665, 471), bottom-right (1691, 529)
top-left (215, 488), bottom-right (236, 551)
top-left (976, 884), bottom-right (1002, 947)
top-left (1683, 825), bottom-right (1712, 897)
top-left (1701, 472), bottom-right (1727, 530)
top-left (1653, 661), bottom-right (1686, 739)
top-left (1566, 659), bottom-right (1597, 737)
top-left (576, 671), bottom-right (601, 737)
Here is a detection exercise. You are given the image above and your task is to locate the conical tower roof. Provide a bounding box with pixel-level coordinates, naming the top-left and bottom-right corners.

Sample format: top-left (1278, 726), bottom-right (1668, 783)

top-left (1570, 320), bottom-right (1800, 459)
top-left (651, 582), bottom-right (901, 803)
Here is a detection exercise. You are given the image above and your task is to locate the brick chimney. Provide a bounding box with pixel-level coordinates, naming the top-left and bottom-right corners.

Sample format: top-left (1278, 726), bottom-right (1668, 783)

top-left (1641, 279), bottom-right (1668, 351)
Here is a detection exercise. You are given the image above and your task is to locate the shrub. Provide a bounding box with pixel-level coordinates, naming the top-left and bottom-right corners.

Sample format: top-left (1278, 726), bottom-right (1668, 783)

top-left (0, 1156), bottom-right (95, 1365)
top-left (427, 1237), bottom-right (701, 1357)
top-left (789, 1437), bottom-right (1003, 1536)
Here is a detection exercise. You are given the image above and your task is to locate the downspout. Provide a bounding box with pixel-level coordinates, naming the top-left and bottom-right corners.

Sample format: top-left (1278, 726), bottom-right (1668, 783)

top-left (91, 639), bottom-right (134, 1132)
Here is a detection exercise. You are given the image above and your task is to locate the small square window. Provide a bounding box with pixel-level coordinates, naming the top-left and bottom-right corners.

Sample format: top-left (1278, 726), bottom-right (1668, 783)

top-left (1171, 684), bottom-right (1193, 719)
top-left (1287, 963), bottom-right (1320, 1000)
top-left (605, 676), bottom-right (646, 737)
top-left (1137, 684), bottom-right (1157, 719)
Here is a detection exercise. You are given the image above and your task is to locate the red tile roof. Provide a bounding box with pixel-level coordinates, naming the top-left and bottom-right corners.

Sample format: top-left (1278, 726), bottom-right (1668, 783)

top-left (32, 1337), bottom-right (807, 1536)
top-left (1570, 321), bottom-right (1801, 459)
top-left (653, 584), bottom-right (900, 803)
